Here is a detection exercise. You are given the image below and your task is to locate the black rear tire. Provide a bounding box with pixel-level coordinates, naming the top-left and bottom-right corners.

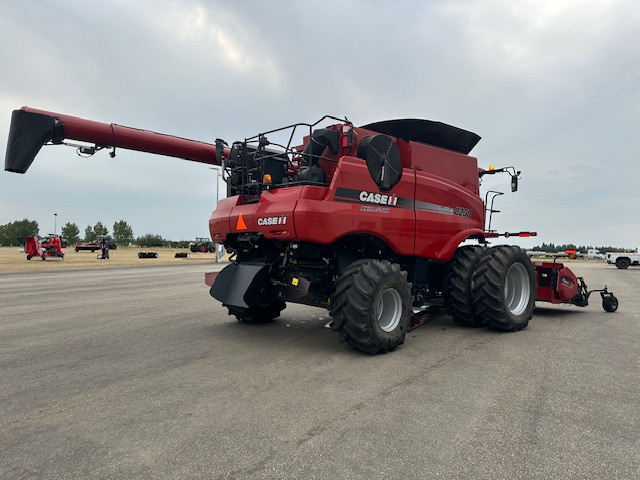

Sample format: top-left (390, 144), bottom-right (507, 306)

top-left (615, 257), bottom-right (630, 269)
top-left (330, 259), bottom-right (411, 354)
top-left (227, 301), bottom-right (286, 324)
top-left (472, 246), bottom-right (536, 331)
top-left (443, 245), bottom-right (485, 327)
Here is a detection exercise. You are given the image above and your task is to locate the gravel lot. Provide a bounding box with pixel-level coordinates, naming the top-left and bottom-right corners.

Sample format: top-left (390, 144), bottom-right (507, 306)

top-left (0, 261), bottom-right (638, 479)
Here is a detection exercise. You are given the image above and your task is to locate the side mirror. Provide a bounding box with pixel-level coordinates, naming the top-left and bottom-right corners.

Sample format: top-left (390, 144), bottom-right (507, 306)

top-left (511, 174), bottom-right (518, 192)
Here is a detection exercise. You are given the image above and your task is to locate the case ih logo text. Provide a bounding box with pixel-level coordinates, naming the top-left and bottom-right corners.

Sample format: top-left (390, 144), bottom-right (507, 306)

top-left (359, 191), bottom-right (398, 206)
top-left (257, 216), bottom-right (287, 226)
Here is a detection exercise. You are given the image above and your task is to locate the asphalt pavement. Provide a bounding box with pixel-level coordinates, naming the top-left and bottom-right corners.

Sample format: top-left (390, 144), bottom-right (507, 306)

top-left (1, 262), bottom-right (638, 479)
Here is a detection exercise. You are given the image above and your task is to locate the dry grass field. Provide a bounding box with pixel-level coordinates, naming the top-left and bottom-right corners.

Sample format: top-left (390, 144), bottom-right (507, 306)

top-left (0, 245), bottom-right (602, 274)
top-left (0, 246), bottom-right (227, 273)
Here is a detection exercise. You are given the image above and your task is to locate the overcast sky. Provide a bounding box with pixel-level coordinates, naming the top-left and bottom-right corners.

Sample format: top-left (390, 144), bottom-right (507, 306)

top-left (1, 0), bottom-right (638, 248)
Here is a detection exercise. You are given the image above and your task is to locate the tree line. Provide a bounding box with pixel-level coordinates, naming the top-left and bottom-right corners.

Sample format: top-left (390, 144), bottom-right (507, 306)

top-left (0, 218), bottom-right (193, 248)
top-left (529, 243), bottom-right (636, 254)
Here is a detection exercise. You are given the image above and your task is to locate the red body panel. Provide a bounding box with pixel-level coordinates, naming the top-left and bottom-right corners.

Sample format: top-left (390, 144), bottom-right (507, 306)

top-left (414, 173), bottom-right (484, 260)
top-left (208, 156), bottom-right (416, 256)
top-left (209, 146), bottom-right (484, 262)
top-left (408, 141), bottom-right (480, 195)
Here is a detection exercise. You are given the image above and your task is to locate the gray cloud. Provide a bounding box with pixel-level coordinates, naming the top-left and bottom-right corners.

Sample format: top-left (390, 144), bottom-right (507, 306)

top-left (1, 0), bottom-right (638, 247)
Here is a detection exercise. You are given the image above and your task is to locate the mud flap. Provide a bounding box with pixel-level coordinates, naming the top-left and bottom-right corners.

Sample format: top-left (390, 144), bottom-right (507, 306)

top-left (209, 263), bottom-right (269, 308)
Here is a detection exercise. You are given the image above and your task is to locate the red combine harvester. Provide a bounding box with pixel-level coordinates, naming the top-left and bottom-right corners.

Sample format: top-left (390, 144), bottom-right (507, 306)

top-left (24, 235), bottom-right (65, 260)
top-left (4, 107), bottom-right (618, 353)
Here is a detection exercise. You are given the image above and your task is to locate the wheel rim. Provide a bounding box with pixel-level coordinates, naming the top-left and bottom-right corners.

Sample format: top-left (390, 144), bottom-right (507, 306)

top-left (504, 262), bottom-right (531, 316)
top-left (377, 288), bottom-right (402, 333)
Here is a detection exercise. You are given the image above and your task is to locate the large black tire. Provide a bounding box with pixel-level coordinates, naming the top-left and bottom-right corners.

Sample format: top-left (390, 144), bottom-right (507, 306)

top-left (615, 257), bottom-right (630, 269)
top-left (443, 245), bottom-right (485, 327)
top-left (330, 259), bottom-right (412, 354)
top-left (472, 245), bottom-right (536, 332)
top-left (227, 301), bottom-right (286, 324)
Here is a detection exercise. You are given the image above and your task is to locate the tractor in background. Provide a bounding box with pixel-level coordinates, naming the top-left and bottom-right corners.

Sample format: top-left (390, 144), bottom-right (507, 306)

top-left (189, 237), bottom-right (217, 253)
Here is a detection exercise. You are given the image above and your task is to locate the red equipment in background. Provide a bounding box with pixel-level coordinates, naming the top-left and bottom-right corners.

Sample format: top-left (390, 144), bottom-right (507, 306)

top-left (534, 258), bottom-right (618, 312)
top-left (24, 235), bottom-right (65, 260)
top-left (75, 241), bottom-right (117, 252)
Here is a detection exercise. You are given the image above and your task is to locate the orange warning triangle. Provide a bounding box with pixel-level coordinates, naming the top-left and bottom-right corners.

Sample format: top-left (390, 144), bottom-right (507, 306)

top-left (236, 215), bottom-right (248, 231)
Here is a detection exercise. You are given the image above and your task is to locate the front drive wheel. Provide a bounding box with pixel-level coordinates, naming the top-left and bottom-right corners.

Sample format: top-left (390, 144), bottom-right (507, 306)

top-left (472, 246), bottom-right (536, 332)
top-left (227, 301), bottom-right (286, 324)
top-left (330, 259), bottom-right (412, 354)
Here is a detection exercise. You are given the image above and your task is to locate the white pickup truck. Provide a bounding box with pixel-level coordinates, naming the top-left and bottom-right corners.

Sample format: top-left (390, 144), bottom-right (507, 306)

top-left (606, 251), bottom-right (640, 269)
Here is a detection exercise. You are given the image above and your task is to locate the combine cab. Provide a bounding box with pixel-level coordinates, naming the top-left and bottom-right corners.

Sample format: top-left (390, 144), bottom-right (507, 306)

top-left (4, 107), bottom-right (617, 353)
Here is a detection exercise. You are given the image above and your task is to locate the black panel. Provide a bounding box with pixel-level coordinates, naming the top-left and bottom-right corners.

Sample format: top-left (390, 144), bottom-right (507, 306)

top-left (4, 110), bottom-right (63, 173)
top-left (209, 263), bottom-right (269, 308)
top-left (301, 128), bottom-right (340, 165)
top-left (361, 118), bottom-right (481, 154)
top-left (356, 134), bottom-right (402, 191)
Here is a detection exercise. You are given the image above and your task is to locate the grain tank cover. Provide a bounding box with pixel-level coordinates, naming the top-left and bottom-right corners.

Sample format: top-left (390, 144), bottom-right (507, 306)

top-left (361, 119), bottom-right (481, 155)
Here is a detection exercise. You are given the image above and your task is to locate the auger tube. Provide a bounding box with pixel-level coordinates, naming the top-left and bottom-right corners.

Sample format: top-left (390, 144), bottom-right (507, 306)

top-left (4, 106), bottom-right (230, 174)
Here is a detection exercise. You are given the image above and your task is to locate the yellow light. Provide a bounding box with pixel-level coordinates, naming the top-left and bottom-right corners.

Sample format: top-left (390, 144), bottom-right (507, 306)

top-left (291, 277), bottom-right (299, 286)
top-left (263, 174), bottom-right (272, 184)
top-left (489, 165), bottom-right (495, 171)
